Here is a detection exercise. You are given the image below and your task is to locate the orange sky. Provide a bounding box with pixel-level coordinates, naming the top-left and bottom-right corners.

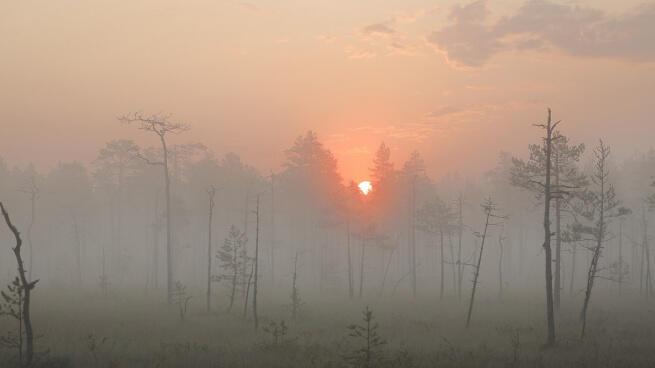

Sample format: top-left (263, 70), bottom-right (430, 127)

top-left (1, 0), bottom-right (654, 182)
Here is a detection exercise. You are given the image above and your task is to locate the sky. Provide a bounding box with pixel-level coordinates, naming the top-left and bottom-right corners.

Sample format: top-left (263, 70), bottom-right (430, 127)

top-left (1, 0), bottom-right (654, 183)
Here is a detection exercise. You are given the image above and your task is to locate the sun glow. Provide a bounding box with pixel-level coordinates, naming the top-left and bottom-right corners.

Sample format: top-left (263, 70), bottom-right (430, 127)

top-left (358, 181), bottom-right (373, 196)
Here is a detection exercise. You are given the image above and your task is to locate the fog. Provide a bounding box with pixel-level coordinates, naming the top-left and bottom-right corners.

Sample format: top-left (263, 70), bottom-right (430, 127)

top-left (2, 1), bottom-right (655, 367)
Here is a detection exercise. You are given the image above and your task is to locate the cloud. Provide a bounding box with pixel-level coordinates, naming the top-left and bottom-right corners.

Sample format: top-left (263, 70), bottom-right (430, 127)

top-left (428, 0), bottom-right (655, 67)
top-left (361, 21), bottom-right (396, 36)
top-left (345, 47), bottom-right (376, 59)
top-left (316, 35), bottom-right (337, 44)
top-left (424, 100), bottom-right (540, 126)
top-left (425, 106), bottom-right (464, 119)
top-left (350, 124), bottom-right (438, 143)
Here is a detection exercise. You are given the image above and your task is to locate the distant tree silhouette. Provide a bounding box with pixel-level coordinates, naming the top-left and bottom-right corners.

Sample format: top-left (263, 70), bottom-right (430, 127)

top-left (119, 112), bottom-right (189, 303)
top-left (205, 185), bottom-right (216, 313)
top-left (417, 196), bottom-right (455, 299)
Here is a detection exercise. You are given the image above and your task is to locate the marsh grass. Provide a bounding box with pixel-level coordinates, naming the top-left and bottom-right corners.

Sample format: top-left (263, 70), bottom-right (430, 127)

top-left (1, 288), bottom-right (655, 367)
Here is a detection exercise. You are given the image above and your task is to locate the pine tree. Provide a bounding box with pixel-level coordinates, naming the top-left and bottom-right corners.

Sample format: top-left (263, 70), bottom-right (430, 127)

top-left (214, 225), bottom-right (249, 311)
top-left (344, 306), bottom-right (387, 368)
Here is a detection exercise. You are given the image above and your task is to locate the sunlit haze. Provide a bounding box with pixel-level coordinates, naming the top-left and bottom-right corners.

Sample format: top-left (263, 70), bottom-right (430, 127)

top-left (1, 1), bottom-right (655, 366)
top-left (358, 180), bottom-right (373, 195)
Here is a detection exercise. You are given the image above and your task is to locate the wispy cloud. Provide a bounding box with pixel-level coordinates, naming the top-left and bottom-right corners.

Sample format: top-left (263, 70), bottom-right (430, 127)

top-left (361, 21), bottom-right (396, 37)
top-left (345, 46), bottom-right (376, 59)
top-left (428, 0), bottom-right (655, 67)
top-left (424, 100), bottom-right (540, 125)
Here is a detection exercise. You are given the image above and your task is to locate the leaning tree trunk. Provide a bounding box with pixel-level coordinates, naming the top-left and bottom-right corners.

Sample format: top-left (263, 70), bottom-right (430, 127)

top-left (1, 202), bottom-right (38, 366)
top-left (465, 206), bottom-right (491, 328)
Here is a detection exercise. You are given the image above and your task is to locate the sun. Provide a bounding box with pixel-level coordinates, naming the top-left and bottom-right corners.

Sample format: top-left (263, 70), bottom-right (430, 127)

top-left (358, 181), bottom-right (373, 196)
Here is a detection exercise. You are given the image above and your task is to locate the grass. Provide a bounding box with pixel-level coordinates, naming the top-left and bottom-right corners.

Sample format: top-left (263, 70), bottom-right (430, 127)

top-left (2, 287), bottom-right (655, 367)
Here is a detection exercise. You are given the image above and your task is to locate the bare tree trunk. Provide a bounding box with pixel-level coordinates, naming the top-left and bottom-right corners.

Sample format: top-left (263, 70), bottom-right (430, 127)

top-left (541, 109), bottom-right (557, 346)
top-left (498, 234), bottom-right (505, 301)
top-left (618, 219), bottom-right (624, 295)
top-left (253, 195), bottom-right (260, 330)
top-left (1, 202), bottom-right (38, 366)
top-left (24, 182), bottom-right (37, 281)
top-left (439, 230), bottom-right (444, 300)
top-left (580, 141), bottom-right (609, 340)
top-left (409, 176), bottom-right (417, 299)
top-left (159, 136), bottom-right (174, 304)
top-left (243, 262), bottom-right (254, 319)
top-left (71, 210), bottom-right (83, 288)
top-left (448, 232), bottom-right (457, 292)
top-left (465, 202), bottom-right (493, 328)
top-left (347, 221), bottom-right (354, 299)
top-left (229, 244), bottom-right (238, 312)
top-left (270, 172), bottom-right (276, 287)
top-left (554, 154), bottom-right (562, 312)
top-left (359, 238), bottom-right (366, 299)
top-left (291, 251), bottom-right (300, 319)
top-left (206, 186), bottom-right (216, 313)
top-left (643, 209), bottom-right (652, 301)
top-left (152, 191), bottom-right (160, 290)
top-left (457, 194), bottom-right (464, 301)
top-left (379, 247), bottom-right (395, 297)
top-left (569, 243), bottom-right (577, 296)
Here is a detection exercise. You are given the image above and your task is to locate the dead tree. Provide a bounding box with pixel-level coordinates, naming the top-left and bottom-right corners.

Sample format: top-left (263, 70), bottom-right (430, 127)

top-left (347, 220), bottom-right (354, 299)
top-left (270, 171), bottom-right (276, 286)
top-left (616, 210), bottom-right (631, 295)
top-left (99, 245), bottom-right (109, 297)
top-left (359, 236), bottom-right (366, 299)
top-left (409, 175), bottom-right (417, 299)
top-left (252, 195), bottom-right (261, 330)
top-left (498, 231), bottom-right (506, 301)
top-left (456, 194), bottom-right (465, 301)
top-left (290, 251), bottom-right (303, 319)
top-left (1, 202), bottom-right (38, 365)
top-left (70, 209), bottom-right (83, 287)
top-left (243, 262), bottom-right (254, 319)
top-left (206, 186), bottom-right (216, 312)
top-left (510, 108), bottom-right (561, 346)
top-left (573, 141), bottom-right (626, 339)
top-left (465, 198), bottom-right (504, 328)
top-left (119, 112), bottom-right (189, 303)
